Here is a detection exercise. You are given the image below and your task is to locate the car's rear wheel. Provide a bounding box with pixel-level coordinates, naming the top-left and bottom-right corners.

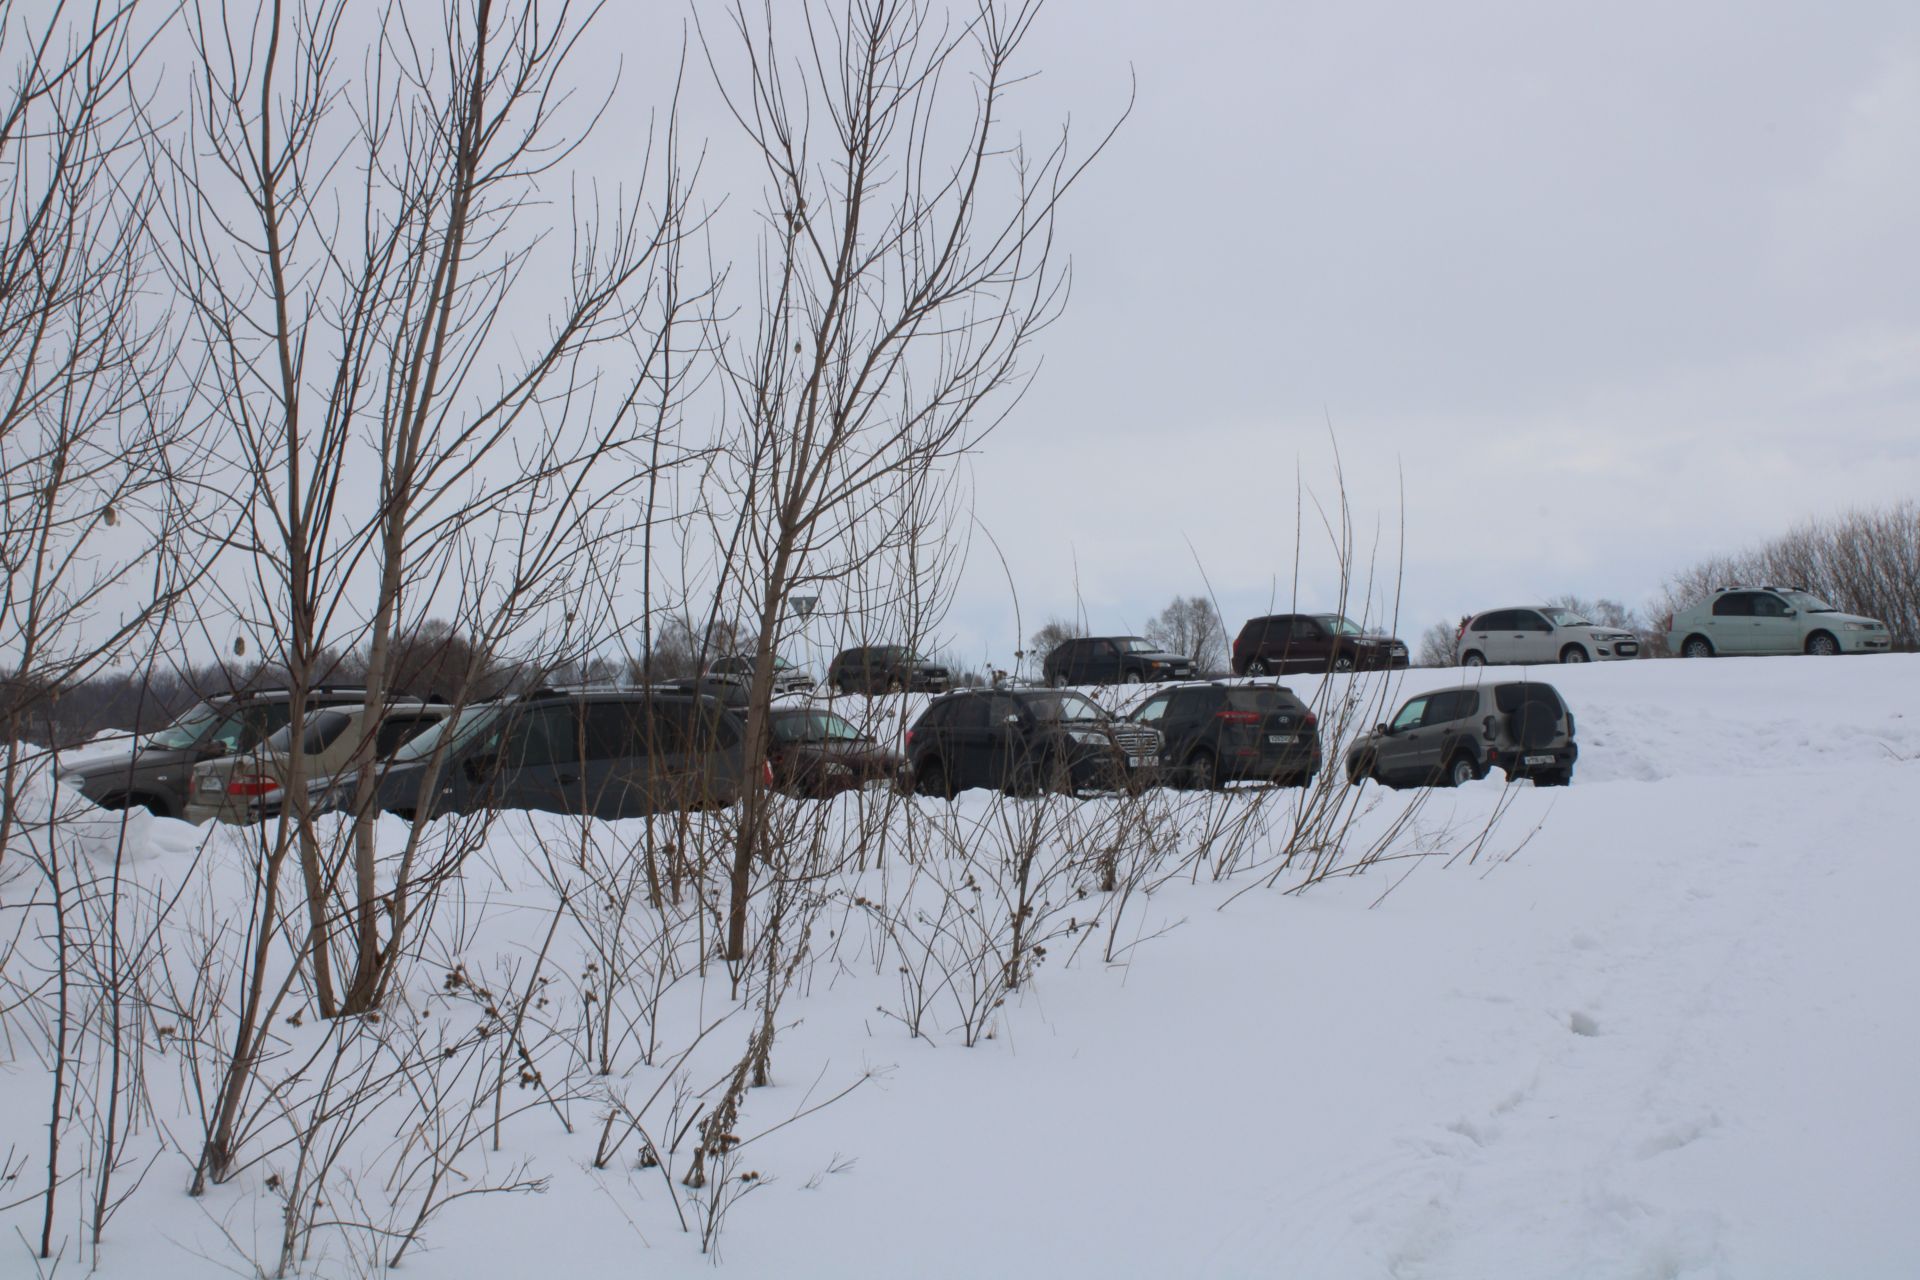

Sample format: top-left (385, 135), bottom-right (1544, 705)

top-left (1445, 754), bottom-right (1479, 788)
top-left (1461, 650), bottom-right (1485, 668)
top-left (1805, 631), bottom-right (1840, 657)
top-left (1186, 748), bottom-right (1220, 790)
top-left (915, 757), bottom-right (954, 799)
top-left (1247, 659), bottom-right (1271, 676)
top-left (1559, 644), bottom-right (1588, 664)
top-left (1681, 635), bottom-right (1714, 659)
top-left (1332, 654), bottom-right (1355, 673)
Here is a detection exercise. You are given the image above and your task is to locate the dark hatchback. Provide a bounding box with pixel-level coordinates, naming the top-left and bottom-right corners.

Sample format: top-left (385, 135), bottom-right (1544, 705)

top-left (827, 645), bottom-right (952, 695)
top-left (1129, 682), bottom-right (1320, 788)
top-left (767, 707), bottom-right (903, 798)
top-left (904, 688), bottom-right (1163, 797)
top-left (360, 688), bottom-right (752, 821)
top-left (1231, 613), bottom-right (1410, 676)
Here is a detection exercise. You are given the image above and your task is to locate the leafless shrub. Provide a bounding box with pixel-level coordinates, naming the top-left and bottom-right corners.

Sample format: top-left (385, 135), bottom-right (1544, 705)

top-left (1146, 595), bottom-right (1228, 674)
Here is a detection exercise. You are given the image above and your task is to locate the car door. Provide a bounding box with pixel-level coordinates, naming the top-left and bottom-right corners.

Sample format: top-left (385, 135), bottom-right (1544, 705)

top-left (981, 694), bottom-right (1024, 787)
top-left (1279, 617), bottom-right (1320, 672)
top-left (1708, 591), bottom-right (1755, 653)
top-left (1421, 690), bottom-right (1478, 774)
top-left (580, 698), bottom-right (648, 817)
top-left (1508, 610), bottom-right (1555, 664)
top-left (1163, 687), bottom-right (1213, 758)
top-left (495, 701), bottom-right (580, 813)
top-left (1747, 592), bottom-right (1797, 654)
top-left (1374, 695), bottom-right (1433, 781)
top-left (942, 696), bottom-right (991, 788)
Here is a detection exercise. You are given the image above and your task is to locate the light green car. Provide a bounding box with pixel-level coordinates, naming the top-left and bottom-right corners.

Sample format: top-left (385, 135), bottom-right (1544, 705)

top-left (1667, 587), bottom-right (1893, 658)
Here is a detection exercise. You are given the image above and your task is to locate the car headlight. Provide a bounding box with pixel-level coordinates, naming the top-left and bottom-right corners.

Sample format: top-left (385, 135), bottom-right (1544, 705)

top-left (1844, 622), bottom-right (1868, 631)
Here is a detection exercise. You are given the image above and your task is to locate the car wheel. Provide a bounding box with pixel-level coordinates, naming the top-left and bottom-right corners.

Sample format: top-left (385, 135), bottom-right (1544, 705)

top-left (1558, 644), bottom-right (1589, 664)
top-left (1446, 754), bottom-right (1479, 788)
top-left (1461, 650), bottom-right (1485, 668)
top-left (1123, 671), bottom-right (1143, 685)
top-left (1805, 631), bottom-right (1840, 657)
top-left (1332, 654), bottom-right (1355, 673)
top-left (1681, 635), bottom-right (1714, 659)
top-left (1186, 748), bottom-right (1220, 790)
top-left (1248, 659), bottom-right (1271, 676)
top-left (1050, 672), bottom-right (1068, 688)
top-left (886, 676), bottom-right (905, 694)
top-left (915, 757), bottom-right (954, 799)
top-left (1345, 753), bottom-right (1374, 787)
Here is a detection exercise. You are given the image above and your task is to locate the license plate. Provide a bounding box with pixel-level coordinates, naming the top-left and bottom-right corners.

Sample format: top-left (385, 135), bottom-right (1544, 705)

top-left (1524, 754), bottom-right (1554, 766)
top-left (199, 775), bottom-right (223, 793)
top-left (1128, 755), bottom-right (1158, 768)
top-left (1268, 734), bottom-right (1296, 744)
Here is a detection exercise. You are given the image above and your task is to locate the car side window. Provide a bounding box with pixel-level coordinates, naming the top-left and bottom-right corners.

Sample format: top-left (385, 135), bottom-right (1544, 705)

top-left (1168, 688), bottom-right (1211, 719)
top-left (299, 710), bottom-right (354, 755)
top-left (1427, 690), bottom-right (1477, 724)
top-left (1291, 617), bottom-right (1320, 639)
top-left (1751, 593), bottom-right (1789, 618)
top-left (985, 695), bottom-right (1020, 725)
top-left (1390, 697), bottom-right (1429, 731)
top-left (506, 703), bottom-right (578, 768)
top-left (1515, 611), bottom-right (1551, 632)
top-left (1135, 695), bottom-right (1170, 722)
top-left (374, 715), bottom-right (438, 757)
top-left (947, 698), bottom-right (988, 730)
top-left (583, 701), bottom-right (648, 759)
top-left (1712, 593), bottom-right (1753, 618)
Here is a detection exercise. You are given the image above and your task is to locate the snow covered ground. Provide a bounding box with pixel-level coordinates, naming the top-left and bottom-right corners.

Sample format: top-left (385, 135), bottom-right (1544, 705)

top-left (4, 654), bottom-right (1917, 1277)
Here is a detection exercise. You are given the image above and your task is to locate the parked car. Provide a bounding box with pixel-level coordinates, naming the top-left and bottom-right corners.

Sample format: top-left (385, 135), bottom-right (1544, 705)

top-left (826, 645), bottom-right (952, 695)
top-left (707, 653), bottom-right (815, 696)
top-left (904, 688), bottom-right (1163, 797)
top-left (1344, 681), bottom-right (1576, 788)
top-left (1231, 614), bottom-right (1409, 676)
top-left (1667, 587), bottom-right (1893, 659)
top-left (359, 688), bottom-right (752, 821)
top-left (766, 707), bottom-right (903, 797)
top-left (1128, 681), bottom-right (1319, 788)
top-left (1457, 606), bottom-right (1640, 666)
top-left (59, 685), bottom-right (383, 818)
top-left (185, 701), bottom-right (454, 824)
top-left (1042, 636), bottom-right (1196, 686)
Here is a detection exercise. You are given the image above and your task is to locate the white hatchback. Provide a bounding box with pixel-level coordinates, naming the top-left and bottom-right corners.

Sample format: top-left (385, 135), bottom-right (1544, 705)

top-left (1457, 606), bottom-right (1640, 666)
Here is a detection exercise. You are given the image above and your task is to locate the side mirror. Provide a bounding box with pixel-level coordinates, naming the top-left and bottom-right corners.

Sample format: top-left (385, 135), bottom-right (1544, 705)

top-left (198, 740), bottom-right (229, 758)
top-left (1375, 723), bottom-right (1391, 737)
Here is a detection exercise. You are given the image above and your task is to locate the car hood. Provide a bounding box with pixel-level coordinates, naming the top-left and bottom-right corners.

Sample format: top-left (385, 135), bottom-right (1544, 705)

top-left (1130, 649), bottom-right (1191, 664)
top-left (1349, 634), bottom-right (1406, 647)
top-left (1809, 611), bottom-right (1884, 629)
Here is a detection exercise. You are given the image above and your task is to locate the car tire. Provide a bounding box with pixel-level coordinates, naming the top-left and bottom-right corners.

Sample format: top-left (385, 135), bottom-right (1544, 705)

top-left (915, 757), bottom-right (954, 799)
top-left (1186, 748), bottom-right (1220, 790)
top-left (886, 676), bottom-right (904, 694)
top-left (1805, 631), bottom-right (1840, 657)
top-left (1681, 635), bottom-right (1714, 659)
top-left (1559, 644), bottom-right (1589, 664)
top-left (1345, 753), bottom-right (1375, 787)
top-left (1461, 650), bottom-right (1485, 668)
top-left (1123, 671), bottom-right (1143, 685)
top-left (1248, 659), bottom-right (1271, 676)
top-left (1445, 754), bottom-right (1479, 788)
top-left (1049, 672), bottom-right (1068, 688)
top-left (1332, 654), bottom-right (1355, 673)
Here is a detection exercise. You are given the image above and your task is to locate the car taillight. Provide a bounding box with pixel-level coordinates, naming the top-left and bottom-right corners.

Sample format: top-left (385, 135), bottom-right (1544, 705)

top-left (1302, 711), bottom-right (1318, 729)
top-left (762, 760), bottom-right (774, 786)
top-left (1215, 710), bottom-right (1260, 724)
top-left (905, 728), bottom-right (916, 748)
top-left (227, 774), bottom-right (281, 797)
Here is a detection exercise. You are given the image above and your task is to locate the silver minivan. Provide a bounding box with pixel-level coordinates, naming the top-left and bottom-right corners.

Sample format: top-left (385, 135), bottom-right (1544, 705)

top-left (1457, 606), bottom-right (1639, 666)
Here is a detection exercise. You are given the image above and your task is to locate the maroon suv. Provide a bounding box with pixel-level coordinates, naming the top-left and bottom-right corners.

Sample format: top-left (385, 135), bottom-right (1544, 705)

top-left (1231, 613), bottom-right (1410, 676)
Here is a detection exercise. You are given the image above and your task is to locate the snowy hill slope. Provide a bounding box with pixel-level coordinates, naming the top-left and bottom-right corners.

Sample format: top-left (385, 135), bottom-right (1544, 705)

top-left (4, 654), bottom-right (1916, 1278)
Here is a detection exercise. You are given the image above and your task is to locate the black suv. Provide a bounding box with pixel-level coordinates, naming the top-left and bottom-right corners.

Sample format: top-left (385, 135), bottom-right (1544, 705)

top-left (826, 645), bottom-right (952, 695)
top-left (904, 687), bottom-right (1163, 797)
top-left (1128, 682), bottom-right (1320, 788)
top-left (60, 685), bottom-right (385, 817)
top-left (362, 687), bottom-right (752, 821)
top-left (1231, 613), bottom-right (1410, 675)
top-left (1043, 636), bottom-right (1196, 686)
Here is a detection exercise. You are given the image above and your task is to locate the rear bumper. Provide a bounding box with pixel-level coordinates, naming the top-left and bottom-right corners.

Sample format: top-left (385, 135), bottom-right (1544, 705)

top-left (1491, 742), bottom-right (1577, 778)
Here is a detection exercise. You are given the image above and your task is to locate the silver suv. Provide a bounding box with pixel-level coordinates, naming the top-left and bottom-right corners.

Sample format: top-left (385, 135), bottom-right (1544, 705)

top-left (1345, 680), bottom-right (1576, 788)
top-left (1667, 587), bottom-right (1892, 658)
top-left (1458, 606), bottom-right (1638, 666)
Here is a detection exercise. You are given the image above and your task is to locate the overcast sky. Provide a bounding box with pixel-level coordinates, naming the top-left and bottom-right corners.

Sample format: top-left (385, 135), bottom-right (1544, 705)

top-left (634, 0), bottom-right (1918, 667)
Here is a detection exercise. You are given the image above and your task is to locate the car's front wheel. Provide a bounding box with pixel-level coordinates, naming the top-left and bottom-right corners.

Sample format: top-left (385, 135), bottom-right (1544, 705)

top-left (1123, 670), bottom-right (1143, 685)
top-left (1050, 672), bottom-right (1069, 688)
top-left (1559, 644), bottom-right (1589, 664)
top-left (1332, 654), bottom-right (1355, 673)
top-left (1805, 631), bottom-right (1840, 657)
top-left (1185, 748), bottom-right (1220, 790)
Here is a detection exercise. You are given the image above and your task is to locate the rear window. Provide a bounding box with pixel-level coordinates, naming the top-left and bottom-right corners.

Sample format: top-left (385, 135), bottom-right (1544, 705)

top-left (1494, 684), bottom-right (1563, 714)
top-left (263, 709), bottom-right (354, 756)
top-left (1225, 688), bottom-right (1300, 714)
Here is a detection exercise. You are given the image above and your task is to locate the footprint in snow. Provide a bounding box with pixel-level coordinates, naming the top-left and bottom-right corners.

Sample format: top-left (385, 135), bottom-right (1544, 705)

top-left (1569, 1011), bottom-right (1601, 1037)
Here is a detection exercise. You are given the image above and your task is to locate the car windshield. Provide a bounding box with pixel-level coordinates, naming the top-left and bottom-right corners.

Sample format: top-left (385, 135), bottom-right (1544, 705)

top-left (390, 704), bottom-right (502, 763)
top-left (1024, 692), bottom-right (1105, 723)
top-left (1779, 590), bottom-right (1837, 614)
top-left (771, 711), bottom-right (863, 743)
top-left (771, 655), bottom-right (793, 670)
top-left (1544, 608), bottom-right (1592, 627)
top-left (1315, 615), bottom-right (1363, 635)
top-left (1119, 637), bottom-right (1158, 653)
top-left (145, 706), bottom-right (220, 750)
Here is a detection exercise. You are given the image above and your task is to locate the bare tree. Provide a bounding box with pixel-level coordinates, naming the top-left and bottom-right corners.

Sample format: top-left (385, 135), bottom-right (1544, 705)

top-left (695, 0), bottom-right (1123, 961)
top-left (1145, 594), bottom-right (1226, 673)
top-left (1415, 619), bottom-right (1461, 667)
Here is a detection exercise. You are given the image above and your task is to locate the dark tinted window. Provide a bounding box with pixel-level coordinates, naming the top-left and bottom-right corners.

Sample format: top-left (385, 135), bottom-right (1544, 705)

top-left (1712, 593), bottom-right (1754, 618)
top-left (1225, 688), bottom-right (1301, 714)
top-left (915, 699), bottom-right (954, 728)
top-left (1290, 617), bottom-right (1322, 639)
top-left (1514, 611), bottom-right (1552, 632)
top-left (583, 700), bottom-right (651, 759)
top-left (1168, 688), bottom-right (1213, 718)
top-left (947, 697), bottom-right (989, 730)
top-left (506, 703), bottom-right (579, 768)
top-left (1425, 690), bottom-right (1479, 724)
